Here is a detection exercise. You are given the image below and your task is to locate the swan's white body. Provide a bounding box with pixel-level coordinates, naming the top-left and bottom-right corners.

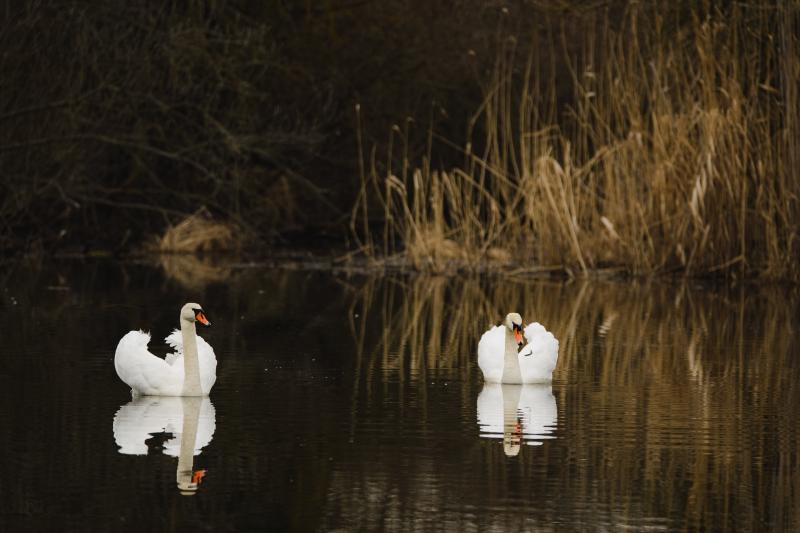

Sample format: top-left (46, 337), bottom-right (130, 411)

top-left (113, 396), bottom-right (215, 494)
top-left (477, 383), bottom-right (557, 454)
top-left (114, 303), bottom-right (216, 396)
top-left (478, 314), bottom-right (559, 384)
top-left (112, 396), bottom-right (216, 456)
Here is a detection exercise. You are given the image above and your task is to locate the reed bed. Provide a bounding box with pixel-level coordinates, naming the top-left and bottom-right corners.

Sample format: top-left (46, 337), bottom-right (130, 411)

top-left (352, 1), bottom-right (799, 280)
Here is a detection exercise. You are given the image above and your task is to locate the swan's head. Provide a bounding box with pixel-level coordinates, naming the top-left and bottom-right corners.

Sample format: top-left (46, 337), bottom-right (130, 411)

top-left (181, 303), bottom-right (211, 327)
top-left (177, 469), bottom-right (207, 496)
top-left (504, 312), bottom-right (524, 347)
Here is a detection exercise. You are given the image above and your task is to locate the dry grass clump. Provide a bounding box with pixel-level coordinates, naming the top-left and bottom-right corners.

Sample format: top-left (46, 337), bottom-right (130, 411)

top-left (405, 226), bottom-right (464, 271)
top-left (351, 133), bottom-right (527, 273)
top-left (148, 208), bottom-right (240, 288)
top-left (352, 1), bottom-right (799, 280)
top-left (154, 208), bottom-right (241, 254)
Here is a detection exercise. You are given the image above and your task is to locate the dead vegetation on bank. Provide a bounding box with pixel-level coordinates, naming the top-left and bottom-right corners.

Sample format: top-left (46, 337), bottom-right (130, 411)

top-left (351, 1), bottom-right (800, 280)
top-left (143, 208), bottom-right (241, 289)
top-left (151, 208), bottom-right (241, 255)
top-left (2, 1), bottom-right (797, 281)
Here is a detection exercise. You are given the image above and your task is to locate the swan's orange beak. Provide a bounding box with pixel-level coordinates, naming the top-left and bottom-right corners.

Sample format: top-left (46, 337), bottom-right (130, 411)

top-left (195, 311), bottom-right (211, 327)
top-left (512, 324), bottom-right (523, 347)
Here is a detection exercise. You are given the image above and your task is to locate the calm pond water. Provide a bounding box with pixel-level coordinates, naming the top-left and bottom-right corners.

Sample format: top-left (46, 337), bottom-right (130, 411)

top-left (1, 257), bottom-right (798, 532)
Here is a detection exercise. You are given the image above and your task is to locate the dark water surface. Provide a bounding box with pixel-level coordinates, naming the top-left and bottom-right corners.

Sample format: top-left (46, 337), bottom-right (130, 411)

top-left (1, 258), bottom-right (798, 532)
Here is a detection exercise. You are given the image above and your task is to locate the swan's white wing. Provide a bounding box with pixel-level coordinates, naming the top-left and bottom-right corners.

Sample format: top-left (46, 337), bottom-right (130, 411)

top-left (518, 322), bottom-right (559, 382)
top-left (517, 384), bottom-right (558, 444)
top-left (477, 325), bottom-right (505, 383)
top-left (113, 397), bottom-right (217, 456)
top-left (477, 383), bottom-right (557, 446)
top-left (112, 396), bottom-right (183, 455)
top-left (165, 329), bottom-right (182, 365)
top-left (115, 330), bottom-right (181, 395)
top-left (163, 330), bottom-right (218, 395)
top-left (476, 383), bottom-right (504, 437)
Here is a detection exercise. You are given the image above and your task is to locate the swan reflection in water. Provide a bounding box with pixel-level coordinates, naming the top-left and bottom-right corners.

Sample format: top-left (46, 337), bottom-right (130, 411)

top-left (477, 383), bottom-right (557, 456)
top-left (113, 396), bottom-right (215, 495)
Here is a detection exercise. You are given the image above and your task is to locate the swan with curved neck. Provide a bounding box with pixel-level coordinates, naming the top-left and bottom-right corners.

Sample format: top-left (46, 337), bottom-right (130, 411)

top-left (477, 383), bottom-right (558, 455)
top-left (477, 312), bottom-right (559, 384)
top-left (113, 395), bottom-right (215, 495)
top-left (114, 303), bottom-right (217, 396)
top-left (178, 303), bottom-right (206, 396)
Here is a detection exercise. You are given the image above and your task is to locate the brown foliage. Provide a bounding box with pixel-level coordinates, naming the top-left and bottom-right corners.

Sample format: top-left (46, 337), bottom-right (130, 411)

top-left (353, 1), bottom-right (800, 280)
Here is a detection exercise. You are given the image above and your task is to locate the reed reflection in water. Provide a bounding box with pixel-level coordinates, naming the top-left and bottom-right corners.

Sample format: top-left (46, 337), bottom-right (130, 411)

top-left (334, 274), bottom-right (800, 531)
top-left (1, 260), bottom-right (798, 531)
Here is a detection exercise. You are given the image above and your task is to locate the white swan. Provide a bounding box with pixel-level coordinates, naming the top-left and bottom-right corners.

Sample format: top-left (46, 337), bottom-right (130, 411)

top-left (113, 396), bottom-right (215, 494)
top-left (114, 303), bottom-right (216, 396)
top-left (477, 383), bottom-right (557, 455)
top-left (477, 312), bottom-right (559, 383)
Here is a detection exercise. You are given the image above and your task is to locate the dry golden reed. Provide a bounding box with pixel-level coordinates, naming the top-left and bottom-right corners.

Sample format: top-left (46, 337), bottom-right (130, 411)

top-left (352, 2), bottom-right (799, 280)
top-left (146, 207), bottom-right (240, 288)
top-left (154, 207), bottom-right (241, 254)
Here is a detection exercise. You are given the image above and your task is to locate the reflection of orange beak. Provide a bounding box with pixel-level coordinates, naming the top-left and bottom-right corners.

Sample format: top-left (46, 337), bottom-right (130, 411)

top-left (192, 470), bottom-right (206, 484)
top-left (195, 312), bottom-right (211, 327)
top-left (514, 330), bottom-right (522, 344)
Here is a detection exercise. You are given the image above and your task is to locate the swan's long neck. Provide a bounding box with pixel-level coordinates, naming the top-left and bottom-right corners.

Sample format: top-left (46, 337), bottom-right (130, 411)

top-left (177, 397), bottom-right (201, 494)
top-left (502, 384), bottom-right (523, 456)
top-left (181, 319), bottom-right (202, 396)
top-left (501, 327), bottom-right (523, 384)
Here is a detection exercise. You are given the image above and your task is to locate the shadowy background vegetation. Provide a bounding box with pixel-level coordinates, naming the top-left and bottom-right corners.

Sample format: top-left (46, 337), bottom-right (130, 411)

top-left (0, 0), bottom-right (506, 251)
top-left (1, 1), bottom-right (798, 279)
